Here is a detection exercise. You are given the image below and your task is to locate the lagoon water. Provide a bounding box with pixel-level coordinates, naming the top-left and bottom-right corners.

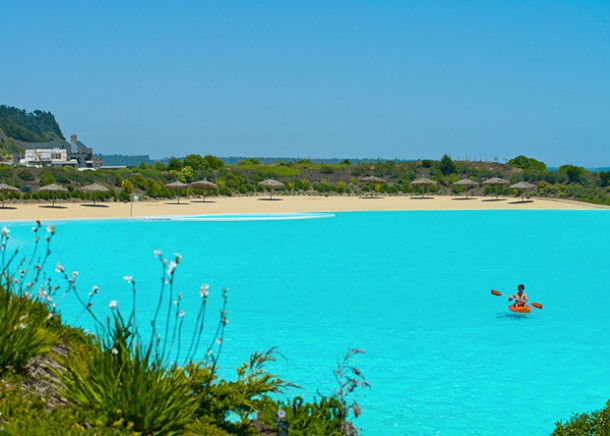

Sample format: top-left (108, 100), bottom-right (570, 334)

top-left (5, 210), bottom-right (610, 435)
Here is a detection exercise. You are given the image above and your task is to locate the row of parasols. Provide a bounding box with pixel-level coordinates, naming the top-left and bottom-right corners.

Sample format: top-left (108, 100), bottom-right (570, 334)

top-left (0, 177), bottom-right (536, 207)
top-left (359, 176), bottom-right (536, 201)
top-left (0, 178), bottom-right (284, 207)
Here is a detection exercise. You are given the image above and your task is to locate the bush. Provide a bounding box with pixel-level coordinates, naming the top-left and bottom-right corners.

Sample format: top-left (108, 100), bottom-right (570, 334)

top-left (553, 400), bottom-right (610, 435)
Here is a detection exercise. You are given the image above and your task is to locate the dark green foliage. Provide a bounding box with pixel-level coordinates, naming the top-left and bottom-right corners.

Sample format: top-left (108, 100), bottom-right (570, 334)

top-left (262, 396), bottom-right (343, 436)
top-left (559, 165), bottom-right (588, 184)
top-left (0, 119), bottom-right (45, 142)
top-left (39, 172), bottom-right (56, 186)
top-left (203, 154), bottom-right (225, 170)
top-left (183, 154), bottom-right (207, 170)
top-left (0, 105), bottom-right (64, 140)
top-left (599, 171), bottom-right (610, 187)
top-left (553, 400), bottom-right (610, 435)
top-left (507, 155), bottom-right (547, 172)
top-left (438, 154), bottom-right (457, 176)
top-left (167, 157), bottom-right (183, 171)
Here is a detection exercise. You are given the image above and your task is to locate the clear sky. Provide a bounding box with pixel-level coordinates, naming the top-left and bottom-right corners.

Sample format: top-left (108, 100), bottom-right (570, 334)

top-left (2, 1), bottom-right (609, 166)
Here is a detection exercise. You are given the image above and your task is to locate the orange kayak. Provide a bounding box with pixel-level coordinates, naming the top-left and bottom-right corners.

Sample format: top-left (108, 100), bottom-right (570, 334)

top-left (509, 304), bottom-right (532, 313)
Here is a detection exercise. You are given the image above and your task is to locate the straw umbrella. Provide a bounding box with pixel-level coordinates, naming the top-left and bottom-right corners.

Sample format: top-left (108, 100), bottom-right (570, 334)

top-left (39, 183), bottom-right (68, 207)
top-left (81, 183), bottom-right (110, 206)
top-left (483, 177), bottom-right (510, 200)
top-left (410, 177), bottom-right (437, 198)
top-left (191, 179), bottom-right (218, 202)
top-left (258, 179), bottom-right (284, 199)
top-left (359, 176), bottom-right (386, 197)
top-left (452, 179), bottom-right (479, 199)
top-left (510, 181), bottom-right (536, 203)
top-left (165, 181), bottom-right (188, 204)
top-left (0, 183), bottom-right (19, 208)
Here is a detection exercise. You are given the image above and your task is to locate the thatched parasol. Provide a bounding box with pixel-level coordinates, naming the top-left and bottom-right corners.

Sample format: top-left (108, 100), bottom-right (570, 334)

top-left (452, 179), bottom-right (479, 199)
top-left (510, 181), bottom-right (536, 202)
top-left (483, 177), bottom-right (510, 200)
top-left (81, 183), bottom-right (110, 205)
top-left (0, 183), bottom-right (19, 208)
top-left (359, 176), bottom-right (386, 197)
top-left (191, 180), bottom-right (218, 202)
top-left (410, 177), bottom-right (437, 198)
top-left (165, 181), bottom-right (189, 204)
top-left (39, 183), bottom-right (68, 207)
top-left (258, 179), bottom-right (284, 199)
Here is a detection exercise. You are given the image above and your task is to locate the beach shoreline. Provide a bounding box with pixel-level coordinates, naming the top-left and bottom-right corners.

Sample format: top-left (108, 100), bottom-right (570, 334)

top-left (0, 195), bottom-right (606, 222)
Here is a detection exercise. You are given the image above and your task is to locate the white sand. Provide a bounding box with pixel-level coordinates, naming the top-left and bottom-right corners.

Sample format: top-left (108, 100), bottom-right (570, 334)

top-left (0, 195), bottom-right (604, 222)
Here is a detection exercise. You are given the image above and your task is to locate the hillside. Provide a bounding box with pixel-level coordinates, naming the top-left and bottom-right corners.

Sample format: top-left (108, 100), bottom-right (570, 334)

top-left (0, 104), bottom-right (64, 143)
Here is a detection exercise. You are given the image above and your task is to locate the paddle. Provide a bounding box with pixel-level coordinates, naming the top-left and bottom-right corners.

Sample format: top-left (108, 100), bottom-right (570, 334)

top-left (491, 289), bottom-right (543, 309)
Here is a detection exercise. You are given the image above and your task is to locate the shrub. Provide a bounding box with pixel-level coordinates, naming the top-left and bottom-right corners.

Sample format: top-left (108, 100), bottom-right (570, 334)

top-left (553, 400), bottom-right (610, 435)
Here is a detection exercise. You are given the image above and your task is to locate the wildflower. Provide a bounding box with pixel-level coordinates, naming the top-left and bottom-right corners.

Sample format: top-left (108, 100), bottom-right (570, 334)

top-left (278, 409), bottom-right (286, 419)
top-left (72, 271), bottom-right (79, 279)
top-left (174, 253), bottom-right (182, 264)
top-left (109, 300), bottom-right (118, 309)
top-left (19, 314), bottom-right (28, 321)
top-left (111, 348), bottom-right (118, 355)
top-left (32, 226), bottom-right (37, 232)
top-left (199, 284), bottom-right (209, 297)
top-left (88, 292), bottom-right (93, 297)
top-left (19, 323), bottom-right (27, 330)
top-left (123, 275), bottom-right (133, 283)
top-left (167, 261), bottom-right (177, 275)
top-left (153, 249), bottom-right (162, 258)
top-left (92, 285), bottom-right (99, 294)
top-left (207, 350), bottom-right (213, 356)
top-left (1, 226), bottom-right (9, 236)
top-left (46, 225), bottom-right (55, 234)
top-left (215, 338), bottom-right (223, 345)
top-left (55, 262), bottom-right (64, 273)
top-left (19, 270), bottom-right (25, 278)
top-left (173, 300), bottom-right (178, 306)
top-left (222, 319), bottom-right (229, 326)
top-left (179, 310), bottom-right (185, 317)
top-left (46, 313), bottom-right (54, 320)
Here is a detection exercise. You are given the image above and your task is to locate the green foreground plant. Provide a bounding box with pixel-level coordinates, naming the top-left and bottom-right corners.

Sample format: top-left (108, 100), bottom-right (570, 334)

top-left (0, 223), bottom-right (370, 435)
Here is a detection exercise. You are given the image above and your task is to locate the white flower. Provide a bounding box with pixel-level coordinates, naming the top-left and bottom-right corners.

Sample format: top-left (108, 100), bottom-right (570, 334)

top-left (111, 348), bottom-right (118, 355)
top-left (199, 284), bottom-right (209, 298)
top-left (1, 226), bottom-right (9, 236)
top-left (153, 249), bottom-right (162, 258)
top-left (72, 271), bottom-right (79, 279)
top-left (179, 310), bottom-right (185, 317)
top-left (55, 262), bottom-right (64, 273)
top-left (92, 285), bottom-right (99, 294)
top-left (167, 261), bottom-right (177, 275)
top-left (19, 314), bottom-right (28, 321)
top-left (32, 227), bottom-right (37, 232)
top-left (46, 225), bottom-right (55, 234)
top-left (19, 323), bottom-right (27, 329)
top-left (174, 253), bottom-right (182, 264)
top-left (215, 338), bottom-right (223, 345)
top-left (46, 313), bottom-right (54, 320)
top-left (123, 276), bottom-right (133, 283)
top-left (207, 350), bottom-right (213, 356)
top-left (109, 300), bottom-right (118, 309)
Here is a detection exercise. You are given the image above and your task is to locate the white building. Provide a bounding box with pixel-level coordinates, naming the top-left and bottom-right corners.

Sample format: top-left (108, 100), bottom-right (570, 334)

top-left (20, 147), bottom-right (77, 167)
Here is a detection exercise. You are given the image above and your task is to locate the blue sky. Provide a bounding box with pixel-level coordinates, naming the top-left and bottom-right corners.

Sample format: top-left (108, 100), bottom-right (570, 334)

top-left (1, 1), bottom-right (609, 166)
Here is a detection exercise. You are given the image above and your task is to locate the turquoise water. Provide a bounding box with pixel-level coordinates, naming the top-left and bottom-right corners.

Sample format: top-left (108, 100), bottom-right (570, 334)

top-left (4, 210), bottom-right (610, 435)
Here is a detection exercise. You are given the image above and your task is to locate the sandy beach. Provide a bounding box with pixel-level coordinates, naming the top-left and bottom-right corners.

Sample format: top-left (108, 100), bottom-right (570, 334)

top-left (0, 195), bottom-right (604, 222)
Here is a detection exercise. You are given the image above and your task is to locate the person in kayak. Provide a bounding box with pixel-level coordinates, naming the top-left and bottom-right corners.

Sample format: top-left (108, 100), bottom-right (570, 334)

top-left (508, 284), bottom-right (528, 307)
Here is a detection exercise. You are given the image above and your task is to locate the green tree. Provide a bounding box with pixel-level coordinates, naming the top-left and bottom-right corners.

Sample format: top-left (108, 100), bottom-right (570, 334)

top-left (181, 165), bottom-right (194, 183)
top-left (599, 171), bottom-right (610, 187)
top-left (183, 154), bottom-right (207, 171)
top-left (438, 154), bottom-right (456, 176)
top-left (167, 157), bottom-right (183, 171)
top-left (154, 161), bottom-right (166, 171)
top-left (203, 155), bottom-right (224, 170)
top-left (507, 155), bottom-right (547, 172)
top-left (39, 173), bottom-right (56, 186)
top-left (558, 165), bottom-right (587, 184)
